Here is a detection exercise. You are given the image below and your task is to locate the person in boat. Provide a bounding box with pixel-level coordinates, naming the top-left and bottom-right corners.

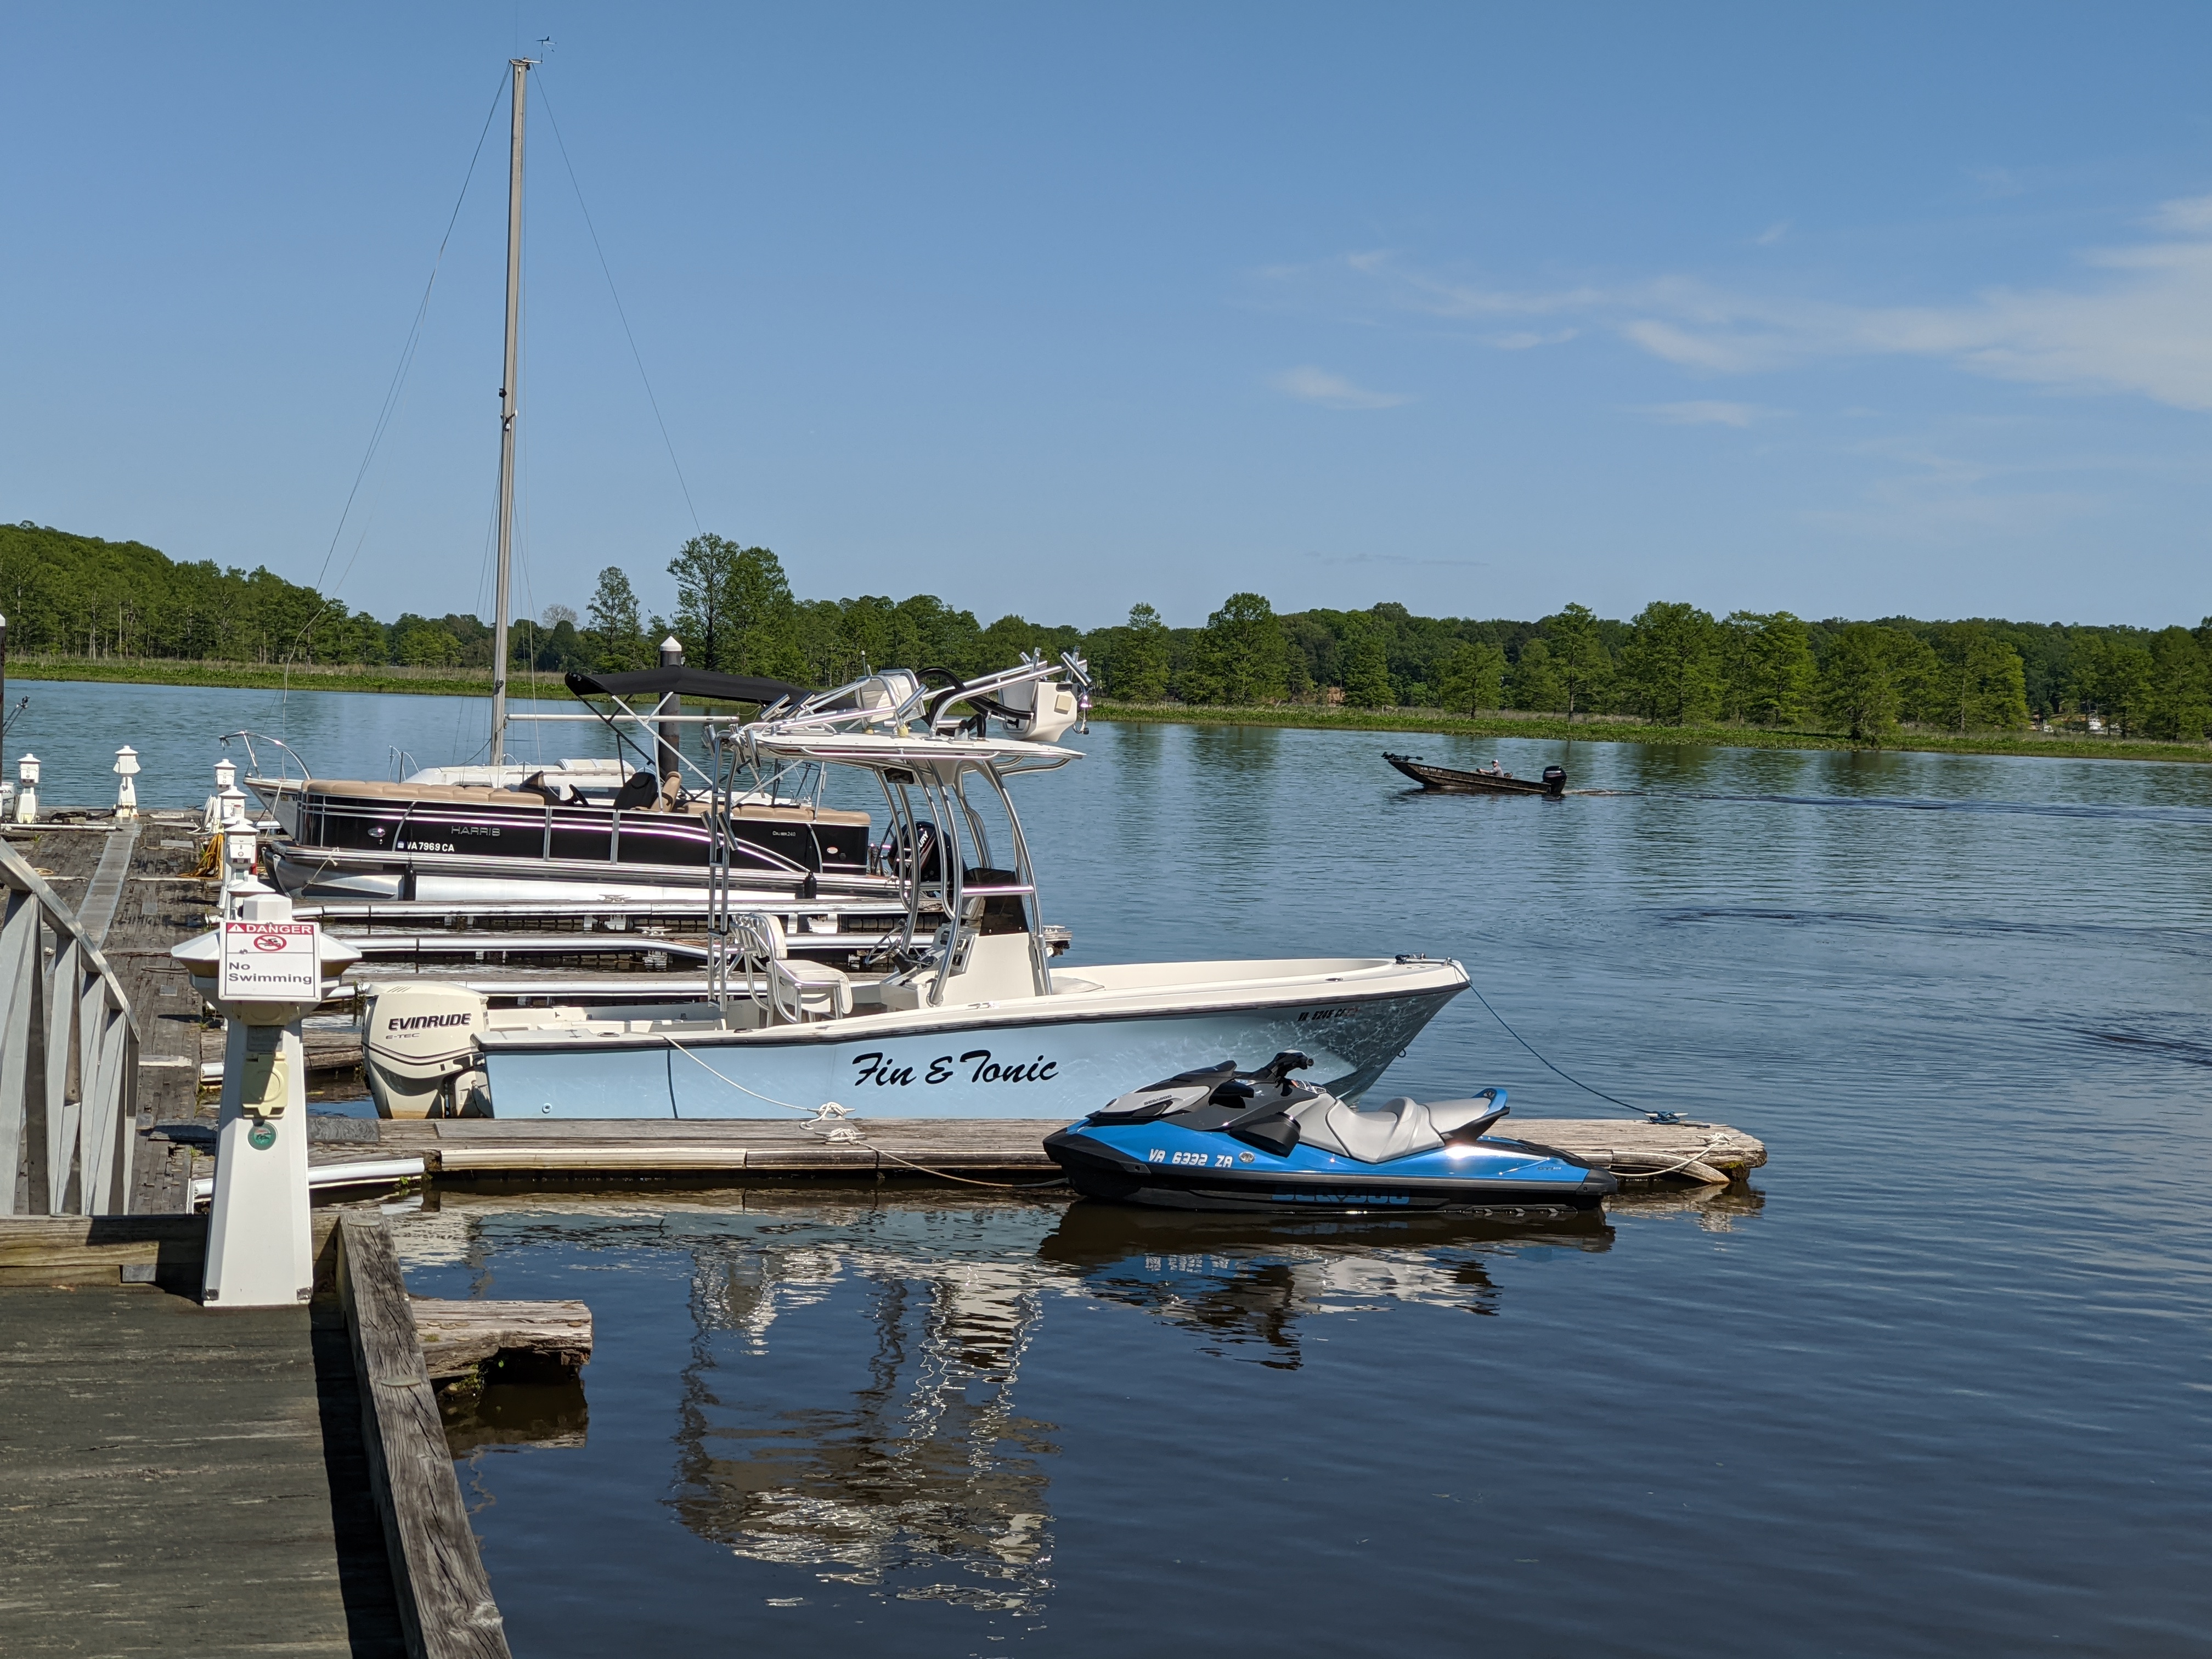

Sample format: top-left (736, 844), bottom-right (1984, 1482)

top-left (1483, 759), bottom-right (1505, 776)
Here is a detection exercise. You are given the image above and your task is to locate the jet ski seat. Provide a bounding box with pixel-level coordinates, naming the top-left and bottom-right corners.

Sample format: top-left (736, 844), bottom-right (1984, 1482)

top-left (1289, 1093), bottom-right (1509, 1163)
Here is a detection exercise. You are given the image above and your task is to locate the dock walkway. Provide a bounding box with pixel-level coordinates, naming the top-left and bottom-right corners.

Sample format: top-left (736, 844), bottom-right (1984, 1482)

top-left (0, 1279), bottom-right (406, 1656)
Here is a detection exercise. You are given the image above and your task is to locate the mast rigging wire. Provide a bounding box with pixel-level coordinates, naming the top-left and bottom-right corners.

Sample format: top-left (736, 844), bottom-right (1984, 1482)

top-left (304, 70), bottom-right (511, 614)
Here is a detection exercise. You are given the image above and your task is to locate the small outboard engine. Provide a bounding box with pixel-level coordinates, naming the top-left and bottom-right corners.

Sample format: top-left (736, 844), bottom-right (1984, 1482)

top-left (1542, 765), bottom-right (1567, 797)
top-left (362, 981), bottom-right (489, 1119)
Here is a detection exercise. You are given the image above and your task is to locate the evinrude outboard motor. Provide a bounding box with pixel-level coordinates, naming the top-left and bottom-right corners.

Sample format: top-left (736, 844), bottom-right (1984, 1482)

top-left (1541, 765), bottom-right (1567, 797)
top-left (1045, 1052), bottom-right (1616, 1214)
top-left (362, 982), bottom-right (489, 1119)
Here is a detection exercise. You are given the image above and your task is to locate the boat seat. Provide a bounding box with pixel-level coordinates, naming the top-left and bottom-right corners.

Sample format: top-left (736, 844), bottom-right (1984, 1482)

top-left (1426, 1096), bottom-right (1506, 1137)
top-left (611, 770), bottom-right (661, 811)
top-left (1283, 1097), bottom-right (1437, 1163)
top-left (1324, 1097), bottom-right (1441, 1162)
top-left (732, 910), bottom-right (852, 1023)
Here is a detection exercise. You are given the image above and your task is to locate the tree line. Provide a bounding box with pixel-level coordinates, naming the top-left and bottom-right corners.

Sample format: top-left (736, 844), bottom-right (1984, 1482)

top-left (5, 519), bottom-right (2209, 739)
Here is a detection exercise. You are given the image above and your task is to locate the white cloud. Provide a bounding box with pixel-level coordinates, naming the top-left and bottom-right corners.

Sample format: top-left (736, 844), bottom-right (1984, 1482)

top-left (1637, 400), bottom-right (1785, 427)
top-left (1312, 194), bottom-right (2212, 411)
top-left (1269, 366), bottom-right (1412, 410)
top-left (2148, 193), bottom-right (2212, 233)
top-left (1485, 328), bottom-right (1579, 350)
top-left (1754, 220), bottom-right (1791, 246)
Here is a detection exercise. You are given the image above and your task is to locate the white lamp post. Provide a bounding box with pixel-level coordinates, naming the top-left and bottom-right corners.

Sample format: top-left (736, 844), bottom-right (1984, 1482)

top-left (112, 746), bottom-right (140, 819)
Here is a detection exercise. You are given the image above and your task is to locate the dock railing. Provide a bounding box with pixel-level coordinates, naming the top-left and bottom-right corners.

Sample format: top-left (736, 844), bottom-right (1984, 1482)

top-left (0, 837), bottom-right (138, 1215)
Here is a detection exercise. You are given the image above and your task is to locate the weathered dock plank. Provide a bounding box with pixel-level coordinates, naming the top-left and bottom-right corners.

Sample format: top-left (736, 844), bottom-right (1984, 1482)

top-left (411, 1297), bottom-right (592, 1384)
top-left (0, 1277), bottom-right (406, 1657)
top-left (337, 1212), bottom-right (511, 1659)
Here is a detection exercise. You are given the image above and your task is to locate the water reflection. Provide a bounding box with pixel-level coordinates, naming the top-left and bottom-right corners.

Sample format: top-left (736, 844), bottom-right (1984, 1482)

top-left (392, 1188), bottom-right (1675, 1615)
top-left (1038, 1205), bottom-right (1610, 1369)
top-left (445, 1380), bottom-right (590, 1455)
top-left (669, 1223), bottom-right (1063, 1612)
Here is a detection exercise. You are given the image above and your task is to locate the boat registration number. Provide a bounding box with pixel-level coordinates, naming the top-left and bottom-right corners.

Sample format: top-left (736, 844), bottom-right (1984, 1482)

top-left (1150, 1149), bottom-right (1235, 1167)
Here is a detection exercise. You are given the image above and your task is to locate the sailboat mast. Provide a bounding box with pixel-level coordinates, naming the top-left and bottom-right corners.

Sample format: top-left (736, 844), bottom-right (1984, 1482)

top-left (490, 56), bottom-right (532, 766)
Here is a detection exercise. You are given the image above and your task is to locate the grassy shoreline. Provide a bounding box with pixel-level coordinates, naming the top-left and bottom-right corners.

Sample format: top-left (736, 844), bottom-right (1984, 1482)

top-left (9, 658), bottom-right (2207, 765)
top-left (7, 657), bottom-right (512, 699)
top-left (1090, 700), bottom-right (2212, 766)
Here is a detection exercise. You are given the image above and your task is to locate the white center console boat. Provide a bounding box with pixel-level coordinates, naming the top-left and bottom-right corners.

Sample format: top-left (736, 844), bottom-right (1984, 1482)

top-left (360, 654), bottom-right (1469, 1121)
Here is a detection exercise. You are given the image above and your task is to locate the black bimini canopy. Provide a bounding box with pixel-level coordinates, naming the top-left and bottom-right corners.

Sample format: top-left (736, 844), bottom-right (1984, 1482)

top-left (563, 668), bottom-right (813, 706)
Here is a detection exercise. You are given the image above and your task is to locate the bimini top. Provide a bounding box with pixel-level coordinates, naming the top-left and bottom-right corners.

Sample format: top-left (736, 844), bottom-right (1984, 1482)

top-left (563, 667), bottom-right (813, 706)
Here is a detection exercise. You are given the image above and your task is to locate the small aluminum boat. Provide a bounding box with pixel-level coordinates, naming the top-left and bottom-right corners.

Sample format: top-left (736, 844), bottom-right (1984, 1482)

top-left (1383, 752), bottom-right (1566, 797)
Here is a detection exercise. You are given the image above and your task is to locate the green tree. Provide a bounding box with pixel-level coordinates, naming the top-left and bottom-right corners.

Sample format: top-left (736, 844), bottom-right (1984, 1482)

top-left (723, 544), bottom-right (796, 674)
top-left (1543, 602), bottom-right (1613, 719)
top-left (1184, 592), bottom-right (1288, 705)
top-left (1436, 640), bottom-right (1506, 714)
top-left (1111, 603), bottom-right (1171, 701)
top-left (1340, 618), bottom-right (1396, 707)
top-left (1819, 624), bottom-right (1900, 742)
top-left (1619, 601), bottom-right (1722, 724)
top-left (584, 566), bottom-right (649, 671)
top-left (2075, 634), bottom-right (2155, 735)
top-left (667, 534), bottom-right (740, 668)
top-left (391, 613), bottom-right (464, 668)
top-left (1506, 637), bottom-right (1567, 712)
top-left (1925, 624), bottom-right (2030, 730)
top-left (2146, 627), bottom-right (2211, 741)
top-left (1721, 611), bottom-right (1818, 726)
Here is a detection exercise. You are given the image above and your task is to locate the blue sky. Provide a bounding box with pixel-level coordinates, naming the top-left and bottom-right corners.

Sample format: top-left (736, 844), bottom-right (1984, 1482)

top-left (4, 4), bottom-right (2211, 631)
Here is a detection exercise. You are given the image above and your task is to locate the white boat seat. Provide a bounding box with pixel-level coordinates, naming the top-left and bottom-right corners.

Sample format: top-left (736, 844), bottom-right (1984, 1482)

top-left (771, 958), bottom-right (853, 1022)
top-left (1289, 1091), bottom-right (1506, 1161)
top-left (1322, 1097), bottom-right (1440, 1163)
top-left (733, 910), bottom-right (853, 1023)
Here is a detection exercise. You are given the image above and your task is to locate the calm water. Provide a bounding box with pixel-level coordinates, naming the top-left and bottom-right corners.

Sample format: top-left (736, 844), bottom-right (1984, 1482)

top-left (20, 680), bottom-right (2212, 1652)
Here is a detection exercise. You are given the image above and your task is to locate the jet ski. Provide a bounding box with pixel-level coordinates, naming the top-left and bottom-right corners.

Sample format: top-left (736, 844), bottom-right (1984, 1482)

top-left (1042, 1052), bottom-right (1618, 1215)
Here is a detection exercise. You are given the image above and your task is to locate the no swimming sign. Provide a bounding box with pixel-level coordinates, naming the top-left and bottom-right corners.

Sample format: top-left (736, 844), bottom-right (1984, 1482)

top-left (218, 919), bottom-right (319, 1003)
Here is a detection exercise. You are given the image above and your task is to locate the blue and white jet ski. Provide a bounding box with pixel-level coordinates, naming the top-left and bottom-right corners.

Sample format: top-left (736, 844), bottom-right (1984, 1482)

top-left (1043, 1052), bottom-right (1617, 1215)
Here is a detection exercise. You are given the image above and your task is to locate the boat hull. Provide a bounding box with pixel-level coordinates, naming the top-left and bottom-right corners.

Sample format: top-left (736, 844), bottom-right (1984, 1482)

top-left (1044, 1121), bottom-right (1615, 1214)
top-left (477, 973), bottom-right (1464, 1121)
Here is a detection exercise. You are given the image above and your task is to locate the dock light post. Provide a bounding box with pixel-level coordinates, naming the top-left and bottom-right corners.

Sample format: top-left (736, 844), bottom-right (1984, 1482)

top-left (656, 635), bottom-right (683, 789)
top-left (219, 822), bottom-right (259, 918)
top-left (14, 754), bottom-right (37, 824)
top-left (112, 746), bottom-right (140, 819)
top-left (171, 887), bottom-right (359, 1307)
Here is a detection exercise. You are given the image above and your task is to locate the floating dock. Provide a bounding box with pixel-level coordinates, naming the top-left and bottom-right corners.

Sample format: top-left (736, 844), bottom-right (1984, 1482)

top-left (290, 1111), bottom-right (1766, 1186)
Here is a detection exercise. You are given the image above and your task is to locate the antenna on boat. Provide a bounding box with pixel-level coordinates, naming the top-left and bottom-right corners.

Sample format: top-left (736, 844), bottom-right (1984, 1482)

top-left (489, 54), bottom-right (537, 768)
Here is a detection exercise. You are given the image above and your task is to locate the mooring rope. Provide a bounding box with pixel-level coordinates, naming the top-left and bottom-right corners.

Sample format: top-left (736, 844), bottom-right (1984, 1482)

top-left (1465, 979), bottom-right (1683, 1124)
